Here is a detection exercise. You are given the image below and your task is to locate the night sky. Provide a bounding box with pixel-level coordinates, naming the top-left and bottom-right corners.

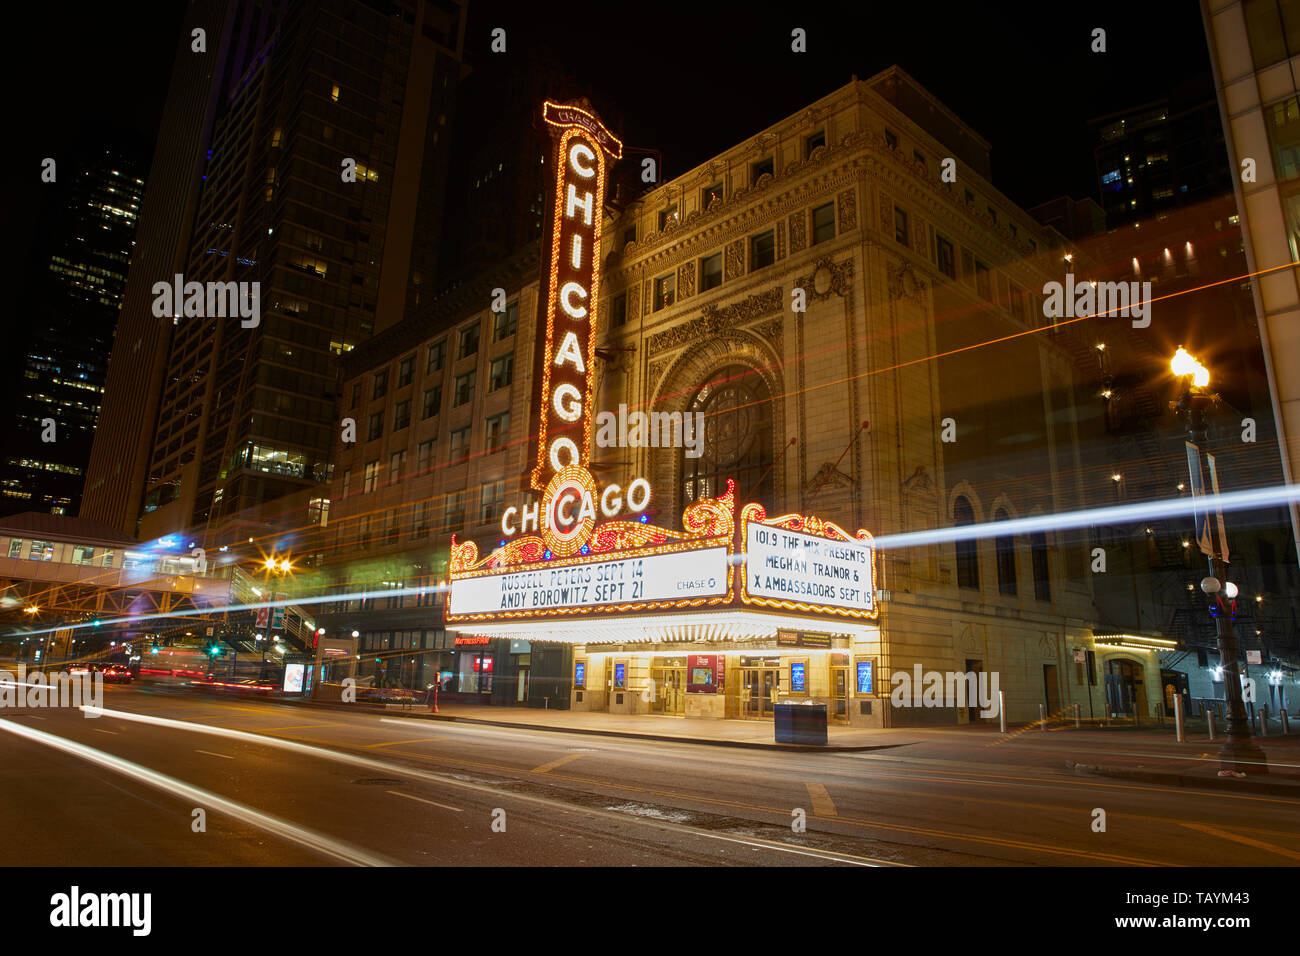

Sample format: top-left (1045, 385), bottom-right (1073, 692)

top-left (3, 0), bottom-right (1214, 293)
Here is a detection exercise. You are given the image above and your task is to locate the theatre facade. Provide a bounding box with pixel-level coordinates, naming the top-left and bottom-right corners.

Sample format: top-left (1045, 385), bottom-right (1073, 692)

top-left (324, 68), bottom-right (1154, 726)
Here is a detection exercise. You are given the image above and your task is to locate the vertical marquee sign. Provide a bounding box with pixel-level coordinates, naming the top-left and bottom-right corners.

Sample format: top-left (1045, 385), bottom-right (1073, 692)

top-left (531, 101), bottom-right (623, 496)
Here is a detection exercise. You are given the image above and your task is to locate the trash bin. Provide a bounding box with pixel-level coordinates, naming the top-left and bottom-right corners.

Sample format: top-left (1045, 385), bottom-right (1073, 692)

top-left (774, 701), bottom-right (828, 745)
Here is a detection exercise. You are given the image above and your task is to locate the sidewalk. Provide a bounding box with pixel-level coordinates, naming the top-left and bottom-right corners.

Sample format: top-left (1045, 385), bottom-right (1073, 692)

top-left (332, 700), bottom-right (924, 752)
top-left (1046, 727), bottom-right (1300, 796)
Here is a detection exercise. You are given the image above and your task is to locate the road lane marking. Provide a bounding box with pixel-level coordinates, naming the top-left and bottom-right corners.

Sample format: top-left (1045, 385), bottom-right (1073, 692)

top-left (249, 723), bottom-right (347, 732)
top-left (94, 729), bottom-right (118, 735)
top-left (0, 717), bottom-right (394, 867)
top-left (385, 790), bottom-right (462, 812)
top-left (195, 749), bottom-right (233, 760)
top-left (805, 782), bottom-right (837, 817)
top-left (531, 753), bottom-right (585, 774)
top-left (362, 737), bottom-right (447, 749)
top-left (1180, 822), bottom-right (1300, 862)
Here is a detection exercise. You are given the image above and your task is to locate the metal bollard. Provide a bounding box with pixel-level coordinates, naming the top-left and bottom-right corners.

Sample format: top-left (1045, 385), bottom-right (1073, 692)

top-left (1259, 706), bottom-right (1269, 736)
top-left (999, 690), bottom-right (1006, 734)
top-left (1207, 709), bottom-right (1216, 741)
top-left (1281, 709), bottom-right (1290, 734)
top-left (1174, 693), bottom-right (1184, 743)
top-left (1039, 703), bottom-right (1046, 730)
top-left (1074, 702), bottom-right (1081, 728)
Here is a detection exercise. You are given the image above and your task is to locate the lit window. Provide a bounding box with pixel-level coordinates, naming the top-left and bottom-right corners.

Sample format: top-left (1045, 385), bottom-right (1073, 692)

top-left (331, 84), bottom-right (339, 102)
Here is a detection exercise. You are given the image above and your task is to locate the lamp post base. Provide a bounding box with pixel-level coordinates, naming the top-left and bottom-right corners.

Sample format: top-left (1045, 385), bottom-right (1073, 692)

top-left (1219, 737), bottom-right (1270, 774)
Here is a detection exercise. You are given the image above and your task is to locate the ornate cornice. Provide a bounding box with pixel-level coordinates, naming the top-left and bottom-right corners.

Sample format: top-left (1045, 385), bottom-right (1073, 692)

top-left (646, 285), bottom-right (784, 355)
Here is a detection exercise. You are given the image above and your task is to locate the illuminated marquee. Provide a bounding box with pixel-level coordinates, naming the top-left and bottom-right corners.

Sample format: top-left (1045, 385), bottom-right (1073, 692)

top-left (531, 101), bottom-right (623, 494)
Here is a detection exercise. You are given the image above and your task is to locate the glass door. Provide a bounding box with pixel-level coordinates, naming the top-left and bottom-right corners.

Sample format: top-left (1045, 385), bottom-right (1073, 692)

top-left (650, 658), bottom-right (686, 715)
top-left (740, 666), bottom-right (780, 718)
top-left (830, 666), bottom-right (849, 723)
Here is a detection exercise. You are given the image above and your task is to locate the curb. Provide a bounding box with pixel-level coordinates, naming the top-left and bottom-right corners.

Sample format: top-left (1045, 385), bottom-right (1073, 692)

top-left (269, 695), bottom-right (903, 753)
top-left (1067, 760), bottom-right (1300, 796)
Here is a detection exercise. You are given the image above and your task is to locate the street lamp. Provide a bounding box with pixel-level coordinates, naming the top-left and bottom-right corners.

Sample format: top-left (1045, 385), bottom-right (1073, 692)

top-left (1171, 346), bottom-right (1267, 773)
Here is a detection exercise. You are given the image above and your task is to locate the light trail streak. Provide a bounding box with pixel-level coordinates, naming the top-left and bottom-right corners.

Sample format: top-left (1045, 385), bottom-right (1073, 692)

top-left (0, 717), bottom-right (394, 866)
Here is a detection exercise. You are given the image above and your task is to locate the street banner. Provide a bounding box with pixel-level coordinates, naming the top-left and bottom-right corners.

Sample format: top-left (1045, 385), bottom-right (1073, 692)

top-left (1185, 442), bottom-right (1214, 558)
top-left (1207, 453), bottom-right (1230, 564)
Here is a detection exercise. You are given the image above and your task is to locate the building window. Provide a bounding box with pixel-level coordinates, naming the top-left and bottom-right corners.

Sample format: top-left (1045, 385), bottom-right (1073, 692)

top-left (454, 371), bottom-right (475, 406)
top-left (458, 323), bottom-right (479, 359)
top-left (480, 480), bottom-right (506, 523)
top-left (368, 412), bottom-right (383, 441)
top-left (449, 426), bottom-right (471, 462)
top-left (893, 206), bottom-right (909, 245)
top-left (422, 385), bottom-right (441, 419)
top-left (654, 274), bottom-right (675, 311)
top-left (372, 369), bottom-right (388, 400)
top-left (1031, 531), bottom-right (1051, 601)
top-left (913, 149), bottom-right (926, 168)
top-left (658, 205), bottom-right (678, 230)
top-left (489, 354), bottom-right (513, 391)
top-left (397, 355), bottom-right (414, 387)
top-left (936, 234), bottom-right (955, 279)
top-left (350, 383), bottom-right (360, 408)
top-left (961, 249), bottom-right (975, 287)
top-left (805, 129), bottom-right (826, 157)
top-left (750, 230), bottom-right (775, 270)
top-left (751, 156), bottom-right (774, 183)
top-left (341, 469), bottom-right (350, 497)
top-left (612, 292), bottom-right (628, 327)
top-left (417, 439), bottom-right (435, 473)
top-left (493, 300), bottom-right (518, 341)
top-left (393, 399), bottom-right (410, 431)
top-left (812, 203), bottom-right (835, 245)
top-left (7, 539), bottom-right (22, 558)
top-left (427, 339), bottom-right (445, 374)
top-left (702, 182), bottom-right (724, 209)
top-left (27, 540), bottom-right (53, 561)
top-left (955, 496), bottom-right (979, 589)
top-left (71, 545), bottom-right (94, 564)
top-left (701, 253), bottom-right (723, 290)
top-left (995, 508), bottom-right (1017, 596)
top-left (444, 490), bottom-right (466, 529)
top-left (884, 129), bottom-right (898, 150)
top-left (986, 205), bottom-right (998, 224)
top-left (363, 460), bottom-right (379, 493)
top-left (485, 411), bottom-right (510, 451)
top-left (682, 365), bottom-right (773, 506)
top-left (964, 188), bottom-right (974, 205)
top-left (389, 450), bottom-right (405, 483)
top-left (623, 225), bottom-right (636, 247)
top-left (975, 260), bottom-right (992, 301)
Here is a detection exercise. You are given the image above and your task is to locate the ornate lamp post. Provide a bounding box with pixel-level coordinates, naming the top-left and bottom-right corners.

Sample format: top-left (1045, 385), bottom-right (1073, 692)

top-left (1170, 347), bottom-right (1268, 773)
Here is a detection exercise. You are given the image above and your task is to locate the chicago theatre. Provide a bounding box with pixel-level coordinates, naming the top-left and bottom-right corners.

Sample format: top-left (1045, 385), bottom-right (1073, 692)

top-left (325, 67), bottom-right (1137, 727)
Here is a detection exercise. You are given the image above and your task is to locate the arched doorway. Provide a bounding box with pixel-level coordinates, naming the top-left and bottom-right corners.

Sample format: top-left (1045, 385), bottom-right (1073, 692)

top-left (680, 365), bottom-right (774, 508)
top-left (1104, 658), bottom-right (1148, 718)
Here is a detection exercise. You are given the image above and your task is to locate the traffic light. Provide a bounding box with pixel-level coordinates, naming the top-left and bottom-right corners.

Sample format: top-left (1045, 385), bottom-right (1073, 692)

top-left (209, 646), bottom-right (222, 656)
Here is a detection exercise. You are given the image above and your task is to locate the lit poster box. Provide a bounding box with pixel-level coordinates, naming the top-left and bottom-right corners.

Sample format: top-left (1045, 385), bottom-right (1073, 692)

top-left (856, 660), bottom-right (873, 695)
top-left (282, 663), bottom-right (305, 693)
top-left (686, 653), bottom-right (722, 693)
top-left (574, 661), bottom-right (586, 688)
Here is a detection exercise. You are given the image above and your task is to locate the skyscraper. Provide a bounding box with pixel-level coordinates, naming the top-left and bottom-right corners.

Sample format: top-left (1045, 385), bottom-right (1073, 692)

top-left (82, 0), bottom-right (466, 551)
top-left (2, 140), bottom-right (146, 517)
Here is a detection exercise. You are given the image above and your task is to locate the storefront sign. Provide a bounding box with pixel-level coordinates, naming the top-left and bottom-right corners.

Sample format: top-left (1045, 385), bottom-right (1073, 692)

top-left (531, 101), bottom-right (622, 492)
top-left (454, 635), bottom-right (491, 646)
top-left (777, 630), bottom-right (833, 649)
top-left (790, 661), bottom-right (807, 693)
top-left (449, 546), bottom-right (729, 618)
top-left (741, 510), bottom-right (876, 619)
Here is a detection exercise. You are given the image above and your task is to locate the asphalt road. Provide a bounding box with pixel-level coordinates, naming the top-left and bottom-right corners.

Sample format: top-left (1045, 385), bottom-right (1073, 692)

top-left (3, 684), bottom-right (1298, 866)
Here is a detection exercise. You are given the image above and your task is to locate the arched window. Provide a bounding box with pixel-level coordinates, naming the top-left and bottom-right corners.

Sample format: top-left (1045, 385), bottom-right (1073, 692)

top-left (681, 365), bottom-right (773, 506)
top-left (995, 508), bottom-right (1017, 596)
top-left (1030, 531), bottom-right (1051, 601)
top-left (954, 495), bottom-right (979, 589)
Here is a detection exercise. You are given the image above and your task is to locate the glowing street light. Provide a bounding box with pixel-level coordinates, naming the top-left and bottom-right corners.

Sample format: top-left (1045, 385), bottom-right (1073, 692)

top-left (1171, 346), bottom-right (1210, 388)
